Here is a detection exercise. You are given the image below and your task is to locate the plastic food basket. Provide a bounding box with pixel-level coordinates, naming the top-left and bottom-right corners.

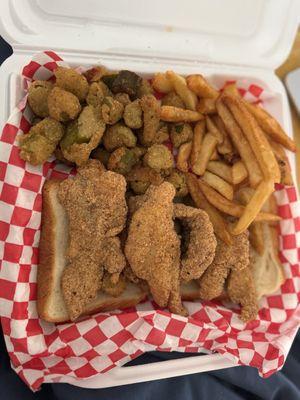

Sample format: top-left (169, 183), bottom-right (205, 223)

top-left (0, 0), bottom-right (299, 389)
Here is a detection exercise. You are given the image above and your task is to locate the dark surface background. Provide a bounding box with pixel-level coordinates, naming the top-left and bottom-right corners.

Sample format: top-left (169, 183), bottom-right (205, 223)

top-left (0, 36), bottom-right (299, 399)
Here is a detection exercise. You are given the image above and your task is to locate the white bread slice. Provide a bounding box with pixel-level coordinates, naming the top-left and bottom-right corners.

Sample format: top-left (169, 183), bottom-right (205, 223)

top-left (37, 180), bottom-right (147, 323)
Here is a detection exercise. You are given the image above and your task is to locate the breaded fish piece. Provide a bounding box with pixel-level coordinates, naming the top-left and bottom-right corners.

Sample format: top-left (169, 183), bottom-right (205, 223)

top-left (58, 160), bottom-right (127, 320)
top-left (198, 231), bottom-right (249, 301)
top-left (174, 204), bottom-right (216, 282)
top-left (125, 182), bottom-right (186, 315)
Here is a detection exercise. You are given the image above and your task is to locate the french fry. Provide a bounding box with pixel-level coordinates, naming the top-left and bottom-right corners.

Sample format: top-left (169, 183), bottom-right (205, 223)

top-left (213, 115), bottom-right (234, 155)
top-left (269, 139), bottom-right (293, 186)
top-left (197, 97), bottom-right (217, 114)
top-left (222, 82), bottom-right (240, 98)
top-left (232, 180), bottom-right (275, 235)
top-left (160, 106), bottom-right (203, 122)
top-left (190, 120), bottom-right (205, 167)
top-left (210, 149), bottom-right (219, 161)
top-left (166, 71), bottom-right (197, 111)
top-left (232, 160), bottom-right (248, 184)
top-left (186, 74), bottom-right (219, 99)
top-left (202, 171), bottom-right (234, 200)
top-left (216, 97), bottom-right (263, 187)
top-left (206, 160), bottom-right (233, 183)
top-left (198, 180), bottom-right (279, 222)
top-left (223, 95), bottom-right (280, 183)
top-left (186, 173), bottom-right (232, 245)
top-left (249, 223), bottom-right (265, 256)
top-left (244, 101), bottom-right (296, 152)
top-left (177, 141), bottom-right (192, 172)
top-left (206, 116), bottom-right (223, 144)
top-left (191, 132), bottom-right (218, 176)
top-left (152, 73), bottom-right (173, 93)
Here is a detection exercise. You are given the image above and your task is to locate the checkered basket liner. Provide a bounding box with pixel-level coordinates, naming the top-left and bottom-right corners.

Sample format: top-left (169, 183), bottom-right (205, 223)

top-left (0, 51), bottom-right (299, 391)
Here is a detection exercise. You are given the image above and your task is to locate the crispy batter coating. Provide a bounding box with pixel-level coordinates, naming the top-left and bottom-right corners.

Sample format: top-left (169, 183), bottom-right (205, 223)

top-left (126, 165), bottom-right (163, 194)
top-left (162, 92), bottom-right (185, 108)
top-left (48, 87), bottom-right (81, 122)
top-left (114, 92), bottom-right (131, 106)
top-left (86, 81), bottom-right (111, 107)
top-left (19, 117), bottom-right (64, 165)
top-left (143, 144), bottom-right (174, 172)
top-left (102, 272), bottom-right (126, 297)
top-left (125, 182), bottom-right (186, 315)
top-left (107, 147), bottom-right (139, 175)
top-left (28, 80), bottom-right (53, 117)
top-left (124, 99), bottom-right (143, 129)
top-left (166, 170), bottom-right (188, 197)
top-left (58, 160), bottom-right (127, 320)
top-left (100, 237), bottom-right (126, 275)
top-left (227, 265), bottom-right (258, 322)
top-left (61, 105), bottom-right (106, 166)
top-left (103, 123), bottom-right (137, 151)
top-left (84, 66), bottom-right (110, 83)
top-left (91, 146), bottom-right (110, 167)
top-left (198, 231), bottom-right (249, 300)
top-left (170, 123), bottom-right (193, 148)
top-left (55, 67), bottom-right (89, 101)
top-left (174, 204), bottom-right (216, 281)
top-left (101, 96), bottom-right (124, 124)
top-left (140, 95), bottom-right (161, 146)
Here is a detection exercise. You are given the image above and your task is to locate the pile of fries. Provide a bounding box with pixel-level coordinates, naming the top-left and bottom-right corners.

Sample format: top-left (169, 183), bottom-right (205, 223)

top-left (153, 72), bottom-right (295, 245)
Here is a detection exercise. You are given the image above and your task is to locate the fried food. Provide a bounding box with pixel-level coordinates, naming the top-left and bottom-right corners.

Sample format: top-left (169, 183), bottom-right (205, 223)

top-left (170, 123), bottom-right (193, 148)
top-left (19, 117), bottom-right (64, 165)
top-left (107, 147), bottom-right (139, 175)
top-left (86, 81), bottom-right (111, 107)
top-left (111, 70), bottom-right (142, 99)
top-left (58, 160), bottom-right (127, 320)
top-left (125, 182), bottom-right (186, 315)
top-left (166, 71), bottom-right (197, 110)
top-left (114, 92), bottom-right (131, 106)
top-left (186, 74), bottom-right (219, 99)
top-left (84, 66), bottom-right (110, 82)
top-left (162, 91), bottom-right (185, 108)
top-left (191, 132), bottom-right (218, 176)
top-left (160, 106), bottom-right (203, 122)
top-left (196, 97), bottom-right (217, 114)
top-left (174, 203), bottom-right (216, 281)
top-left (61, 105), bottom-right (106, 166)
top-left (91, 146), bottom-right (110, 167)
top-left (102, 272), bottom-right (126, 297)
top-left (55, 67), bottom-right (89, 101)
top-left (103, 123), bottom-right (137, 151)
top-left (166, 170), bottom-right (188, 197)
top-left (48, 87), bottom-right (81, 122)
top-left (140, 95), bottom-right (161, 146)
top-left (123, 99), bottom-right (143, 129)
top-left (231, 160), bottom-right (248, 184)
top-left (101, 96), bottom-right (124, 125)
top-left (269, 139), bottom-right (293, 186)
top-left (190, 120), bottom-right (205, 167)
top-left (176, 141), bottom-right (192, 172)
top-left (126, 165), bottom-right (163, 194)
top-left (28, 80), bottom-right (53, 117)
top-left (198, 231), bottom-right (249, 300)
top-left (100, 237), bottom-right (126, 275)
top-left (206, 161), bottom-right (233, 183)
top-left (143, 144), bottom-right (174, 172)
top-left (202, 171), bottom-right (234, 200)
top-left (152, 72), bottom-right (173, 93)
top-left (154, 123), bottom-right (169, 144)
top-left (137, 79), bottom-right (154, 98)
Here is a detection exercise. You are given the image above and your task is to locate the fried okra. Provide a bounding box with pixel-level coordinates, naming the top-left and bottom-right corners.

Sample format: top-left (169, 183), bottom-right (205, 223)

top-left (166, 170), bottom-right (188, 197)
top-left (91, 147), bottom-right (110, 167)
top-left (84, 66), bottom-right (109, 83)
top-left (140, 95), bottom-right (161, 146)
top-left (162, 92), bottom-right (185, 108)
top-left (137, 79), bottom-right (154, 98)
top-left (143, 144), bottom-right (174, 171)
top-left (111, 70), bottom-right (142, 99)
top-left (19, 117), bottom-right (64, 165)
top-left (101, 96), bottom-right (124, 125)
top-left (107, 147), bottom-right (139, 175)
top-left (86, 81), bottom-right (111, 107)
top-left (60, 105), bottom-right (105, 166)
top-left (170, 123), bottom-right (193, 148)
top-left (54, 67), bottom-right (89, 101)
top-left (114, 93), bottom-right (131, 106)
top-left (103, 123), bottom-right (137, 151)
top-left (28, 80), bottom-right (53, 117)
top-left (124, 99), bottom-right (143, 129)
top-left (126, 165), bottom-right (164, 194)
top-left (48, 87), bottom-right (81, 122)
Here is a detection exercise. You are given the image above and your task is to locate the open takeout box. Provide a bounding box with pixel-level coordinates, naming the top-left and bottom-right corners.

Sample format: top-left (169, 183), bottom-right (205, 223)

top-left (0, 0), bottom-right (300, 391)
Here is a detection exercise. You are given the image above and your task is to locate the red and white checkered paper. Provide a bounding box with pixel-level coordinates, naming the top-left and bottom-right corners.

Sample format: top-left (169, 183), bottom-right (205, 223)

top-left (0, 51), bottom-right (300, 391)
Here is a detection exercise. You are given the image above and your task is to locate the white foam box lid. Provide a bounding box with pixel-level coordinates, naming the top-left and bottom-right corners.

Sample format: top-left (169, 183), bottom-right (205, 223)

top-left (0, 0), bottom-right (298, 388)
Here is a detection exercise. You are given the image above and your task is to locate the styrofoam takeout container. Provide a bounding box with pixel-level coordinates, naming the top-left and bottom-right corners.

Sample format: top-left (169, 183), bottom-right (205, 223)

top-left (0, 0), bottom-right (299, 389)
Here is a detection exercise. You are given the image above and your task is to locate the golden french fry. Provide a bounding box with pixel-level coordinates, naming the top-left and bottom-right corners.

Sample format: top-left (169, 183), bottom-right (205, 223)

top-left (160, 106), bottom-right (203, 122)
top-left (190, 120), bottom-right (205, 167)
top-left (197, 97), bottom-right (217, 114)
top-left (209, 149), bottom-right (219, 161)
top-left (198, 180), bottom-right (279, 223)
top-left (222, 83), bottom-right (240, 98)
top-left (223, 95), bottom-right (280, 183)
top-left (213, 115), bottom-right (234, 155)
top-left (177, 141), bottom-right (192, 172)
top-left (191, 132), bottom-right (218, 176)
top-left (216, 97), bottom-right (263, 187)
top-left (249, 222), bottom-right (265, 256)
top-left (269, 139), bottom-right (293, 186)
top-left (244, 101), bottom-right (296, 152)
top-left (186, 173), bottom-right (232, 245)
top-left (186, 74), bottom-right (219, 99)
top-left (152, 73), bottom-right (173, 93)
top-left (202, 171), bottom-right (234, 200)
top-left (206, 161), bottom-right (233, 183)
top-left (232, 180), bottom-right (275, 235)
top-left (166, 71), bottom-right (197, 111)
top-left (206, 116), bottom-right (223, 144)
top-left (232, 160), bottom-right (248, 185)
